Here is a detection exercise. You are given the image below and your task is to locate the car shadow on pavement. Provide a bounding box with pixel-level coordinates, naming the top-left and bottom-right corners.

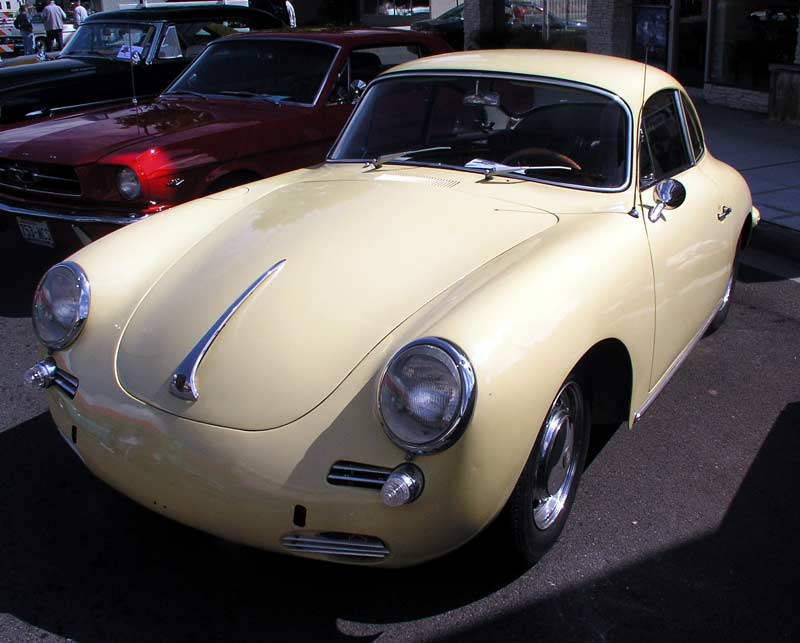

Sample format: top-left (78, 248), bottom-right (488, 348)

top-left (2, 400), bottom-right (797, 641)
top-left (445, 401), bottom-right (800, 642)
top-left (0, 233), bottom-right (68, 318)
top-left (0, 413), bottom-right (525, 642)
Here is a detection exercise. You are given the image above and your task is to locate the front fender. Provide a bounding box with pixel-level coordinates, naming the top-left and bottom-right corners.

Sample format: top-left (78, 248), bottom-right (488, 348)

top-left (374, 210), bottom-right (655, 532)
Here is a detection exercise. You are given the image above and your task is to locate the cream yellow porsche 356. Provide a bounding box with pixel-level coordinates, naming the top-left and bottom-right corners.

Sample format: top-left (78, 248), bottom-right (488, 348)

top-left (26, 50), bottom-right (756, 567)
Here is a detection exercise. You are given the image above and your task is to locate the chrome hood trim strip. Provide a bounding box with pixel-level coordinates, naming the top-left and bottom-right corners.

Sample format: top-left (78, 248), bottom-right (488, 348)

top-left (170, 259), bottom-right (286, 401)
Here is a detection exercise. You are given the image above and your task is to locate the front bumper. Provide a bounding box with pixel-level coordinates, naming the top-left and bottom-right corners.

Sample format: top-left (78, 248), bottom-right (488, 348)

top-left (1, 198), bottom-right (148, 226)
top-left (45, 379), bottom-right (499, 568)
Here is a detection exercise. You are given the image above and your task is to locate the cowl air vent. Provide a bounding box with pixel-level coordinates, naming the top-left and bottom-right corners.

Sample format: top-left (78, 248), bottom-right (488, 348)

top-left (281, 532), bottom-right (390, 560)
top-left (375, 173), bottom-right (459, 189)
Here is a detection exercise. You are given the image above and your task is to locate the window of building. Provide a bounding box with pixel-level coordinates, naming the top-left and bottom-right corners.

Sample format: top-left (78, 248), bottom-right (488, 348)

top-left (707, 0), bottom-right (799, 91)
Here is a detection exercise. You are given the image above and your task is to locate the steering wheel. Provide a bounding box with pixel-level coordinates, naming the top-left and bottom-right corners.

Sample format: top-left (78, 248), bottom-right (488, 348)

top-left (502, 147), bottom-right (582, 171)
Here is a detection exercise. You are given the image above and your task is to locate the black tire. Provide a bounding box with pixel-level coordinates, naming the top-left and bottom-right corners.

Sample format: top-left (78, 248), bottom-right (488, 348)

top-left (507, 370), bottom-right (591, 564)
top-left (706, 231), bottom-right (743, 335)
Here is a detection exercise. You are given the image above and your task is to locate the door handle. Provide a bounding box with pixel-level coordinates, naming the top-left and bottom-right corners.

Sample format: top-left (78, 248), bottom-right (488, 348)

top-left (718, 206), bottom-right (732, 221)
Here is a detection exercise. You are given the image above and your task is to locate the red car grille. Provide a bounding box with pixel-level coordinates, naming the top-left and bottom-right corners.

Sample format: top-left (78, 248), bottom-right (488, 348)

top-left (0, 159), bottom-right (82, 196)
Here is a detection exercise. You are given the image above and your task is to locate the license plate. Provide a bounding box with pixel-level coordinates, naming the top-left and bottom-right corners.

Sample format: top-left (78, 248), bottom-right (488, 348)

top-left (17, 217), bottom-right (55, 248)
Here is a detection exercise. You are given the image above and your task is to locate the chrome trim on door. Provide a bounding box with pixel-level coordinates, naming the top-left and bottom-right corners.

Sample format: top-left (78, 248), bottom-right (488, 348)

top-left (170, 259), bottom-right (286, 401)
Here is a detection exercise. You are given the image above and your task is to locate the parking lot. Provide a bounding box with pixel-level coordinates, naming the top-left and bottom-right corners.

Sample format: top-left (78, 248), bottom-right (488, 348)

top-left (0, 226), bottom-right (797, 642)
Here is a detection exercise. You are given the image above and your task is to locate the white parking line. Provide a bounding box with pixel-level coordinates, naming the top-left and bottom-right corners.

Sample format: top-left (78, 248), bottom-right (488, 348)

top-left (742, 247), bottom-right (800, 284)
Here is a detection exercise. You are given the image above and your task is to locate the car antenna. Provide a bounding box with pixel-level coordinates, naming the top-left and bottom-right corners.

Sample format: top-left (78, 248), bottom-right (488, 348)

top-left (126, 28), bottom-right (142, 132)
top-left (628, 44), bottom-right (649, 219)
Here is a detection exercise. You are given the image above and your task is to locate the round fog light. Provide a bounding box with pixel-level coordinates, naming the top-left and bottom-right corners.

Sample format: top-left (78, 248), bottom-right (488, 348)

top-left (381, 464), bottom-right (425, 507)
top-left (24, 358), bottom-right (57, 389)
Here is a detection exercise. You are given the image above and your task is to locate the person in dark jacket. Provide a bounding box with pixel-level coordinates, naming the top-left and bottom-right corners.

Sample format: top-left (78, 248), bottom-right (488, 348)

top-left (14, 5), bottom-right (35, 55)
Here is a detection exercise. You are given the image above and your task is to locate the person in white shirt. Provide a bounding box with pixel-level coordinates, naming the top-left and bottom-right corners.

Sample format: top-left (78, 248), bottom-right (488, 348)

top-left (285, 0), bottom-right (296, 28)
top-left (73, 1), bottom-right (88, 27)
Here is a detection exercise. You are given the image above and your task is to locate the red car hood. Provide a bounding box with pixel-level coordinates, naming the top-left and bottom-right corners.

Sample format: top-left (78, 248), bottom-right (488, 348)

top-left (0, 98), bottom-right (307, 166)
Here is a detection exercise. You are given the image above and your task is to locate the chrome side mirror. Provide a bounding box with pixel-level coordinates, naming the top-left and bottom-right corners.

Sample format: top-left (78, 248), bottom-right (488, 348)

top-left (649, 178), bottom-right (686, 223)
top-left (349, 79), bottom-right (367, 102)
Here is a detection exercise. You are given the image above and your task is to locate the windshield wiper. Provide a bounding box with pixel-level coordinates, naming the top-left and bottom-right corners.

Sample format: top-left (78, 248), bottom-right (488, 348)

top-left (163, 89), bottom-right (209, 100)
top-left (483, 165), bottom-right (575, 180)
top-left (464, 159), bottom-right (576, 180)
top-left (216, 91), bottom-right (284, 104)
top-left (366, 146), bottom-right (452, 169)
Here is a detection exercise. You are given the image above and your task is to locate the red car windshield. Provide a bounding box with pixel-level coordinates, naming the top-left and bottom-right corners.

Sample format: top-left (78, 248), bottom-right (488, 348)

top-left (166, 39), bottom-right (338, 105)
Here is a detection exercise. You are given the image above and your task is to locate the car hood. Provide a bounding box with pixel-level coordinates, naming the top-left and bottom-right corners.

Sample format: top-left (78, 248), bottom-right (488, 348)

top-left (0, 56), bottom-right (95, 90)
top-left (0, 98), bottom-right (302, 166)
top-left (116, 176), bottom-right (558, 430)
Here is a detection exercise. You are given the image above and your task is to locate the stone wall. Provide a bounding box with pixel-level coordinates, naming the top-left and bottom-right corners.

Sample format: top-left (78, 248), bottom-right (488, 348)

top-left (586, 0), bottom-right (630, 58)
top-left (463, 0), bottom-right (503, 50)
top-left (703, 84), bottom-right (769, 113)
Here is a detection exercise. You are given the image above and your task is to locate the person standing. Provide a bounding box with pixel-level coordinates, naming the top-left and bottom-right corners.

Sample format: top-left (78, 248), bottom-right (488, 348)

top-left (285, 0), bottom-right (296, 28)
top-left (41, 0), bottom-right (66, 52)
top-left (73, 1), bottom-right (87, 27)
top-left (14, 5), bottom-right (35, 55)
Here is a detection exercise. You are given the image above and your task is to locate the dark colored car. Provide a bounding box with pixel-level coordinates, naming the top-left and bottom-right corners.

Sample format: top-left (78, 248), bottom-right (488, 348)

top-left (0, 4), bottom-right (283, 125)
top-left (0, 29), bottom-right (450, 249)
top-left (412, 1), bottom-right (576, 50)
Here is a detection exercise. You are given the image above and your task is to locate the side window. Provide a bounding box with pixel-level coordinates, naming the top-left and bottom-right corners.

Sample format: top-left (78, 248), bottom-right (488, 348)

top-left (157, 25), bottom-right (184, 60)
top-left (639, 90), bottom-right (692, 189)
top-left (176, 19), bottom-right (254, 59)
top-left (680, 92), bottom-right (705, 162)
top-left (328, 44), bottom-right (423, 104)
top-left (329, 61), bottom-right (350, 104)
top-left (350, 44), bottom-right (422, 85)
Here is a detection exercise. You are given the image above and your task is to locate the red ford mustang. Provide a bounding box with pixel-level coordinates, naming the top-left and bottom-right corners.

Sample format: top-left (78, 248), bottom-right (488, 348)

top-left (0, 29), bottom-right (449, 249)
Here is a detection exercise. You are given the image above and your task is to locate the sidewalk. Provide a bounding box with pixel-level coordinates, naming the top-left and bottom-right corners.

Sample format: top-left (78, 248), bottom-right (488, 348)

top-left (695, 100), bottom-right (800, 258)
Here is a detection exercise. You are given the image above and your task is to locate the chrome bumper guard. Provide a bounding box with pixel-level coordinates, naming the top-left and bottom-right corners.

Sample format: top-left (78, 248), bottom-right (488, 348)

top-left (24, 358), bottom-right (79, 398)
top-left (1, 200), bottom-right (147, 226)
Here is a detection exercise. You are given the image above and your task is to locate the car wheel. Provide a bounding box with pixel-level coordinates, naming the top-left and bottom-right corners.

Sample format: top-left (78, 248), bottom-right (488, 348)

top-left (507, 371), bottom-right (591, 564)
top-left (706, 232), bottom-right (743, 335)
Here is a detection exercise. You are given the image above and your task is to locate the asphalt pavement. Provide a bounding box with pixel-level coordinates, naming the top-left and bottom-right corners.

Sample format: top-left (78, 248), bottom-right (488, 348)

top-left (0, 219), bottom-right (798, 641)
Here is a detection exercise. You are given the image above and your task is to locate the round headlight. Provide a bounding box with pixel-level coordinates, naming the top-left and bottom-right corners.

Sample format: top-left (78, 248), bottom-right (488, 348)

top-left (32, 262), bottom-right (90, 350)
top-left (378, 338), bottom-right (476, 454)
top-left (117, 166), bottom-right (141, 200)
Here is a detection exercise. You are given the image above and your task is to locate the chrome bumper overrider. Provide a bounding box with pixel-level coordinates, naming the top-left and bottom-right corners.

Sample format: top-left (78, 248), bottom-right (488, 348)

top-left (1, 200), bottom-right (148, 226)
top-left (24, 358), bottom-right (78, 398)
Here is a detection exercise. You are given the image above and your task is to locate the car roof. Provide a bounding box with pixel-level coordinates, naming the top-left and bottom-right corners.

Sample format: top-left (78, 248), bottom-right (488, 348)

top-left (84, 5), bottom-right (280, 23)
top-left (218, 27), bottom-right (445, 47)
top-left (384, 49), bottom-right (680, 109)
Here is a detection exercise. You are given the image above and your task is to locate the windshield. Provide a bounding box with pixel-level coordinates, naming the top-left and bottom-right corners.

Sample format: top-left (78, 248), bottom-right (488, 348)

top-left (165, 39), bottom-right (338, 105)
top-left (331, 75), bottom-right (630, 190)
top-left (61, 23), bottom-right (156, 61)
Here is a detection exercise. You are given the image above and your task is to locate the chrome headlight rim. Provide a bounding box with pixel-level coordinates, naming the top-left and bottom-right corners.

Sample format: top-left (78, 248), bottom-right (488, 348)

top-left (32, 261), bottom-right (90, 351)
top-left (116, 166), bottom-right (141, 201)
top-left (377, 337), bottom-right (476, 455)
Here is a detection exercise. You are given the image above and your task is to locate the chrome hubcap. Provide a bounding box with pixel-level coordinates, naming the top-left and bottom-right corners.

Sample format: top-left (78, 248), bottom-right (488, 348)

top-left (533, 381), bottom-right (583, 530)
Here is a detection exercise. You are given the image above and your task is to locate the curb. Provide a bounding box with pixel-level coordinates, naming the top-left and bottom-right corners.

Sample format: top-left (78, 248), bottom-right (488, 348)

top-left (750, 221), bottom-right (800, 260)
